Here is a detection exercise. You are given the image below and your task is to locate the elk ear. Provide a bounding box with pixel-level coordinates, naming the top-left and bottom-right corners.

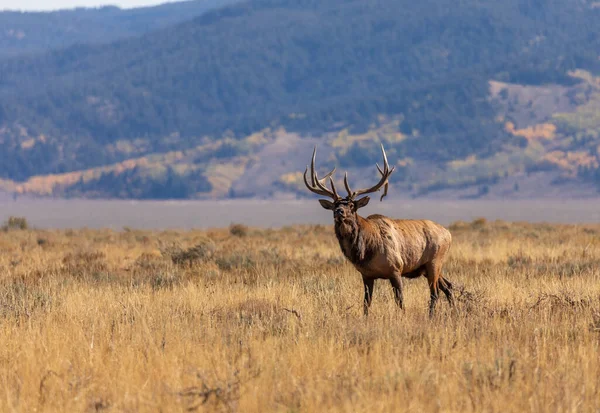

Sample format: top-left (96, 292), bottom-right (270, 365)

top-left (318, 199), bottom-right (335, 210)
top-left (354, 196), bottom-right (370, 210)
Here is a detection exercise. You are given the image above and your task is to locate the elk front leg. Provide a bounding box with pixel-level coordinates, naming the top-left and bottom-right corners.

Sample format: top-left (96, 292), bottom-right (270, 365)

top-left (389, 273), bottom-right (404, 310)
top-left (363, 277), bottom-right (375, 316)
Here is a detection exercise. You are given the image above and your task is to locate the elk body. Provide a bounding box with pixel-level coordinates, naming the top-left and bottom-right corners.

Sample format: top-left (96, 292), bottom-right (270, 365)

top-left (304, 145), bottom-right (454, 316)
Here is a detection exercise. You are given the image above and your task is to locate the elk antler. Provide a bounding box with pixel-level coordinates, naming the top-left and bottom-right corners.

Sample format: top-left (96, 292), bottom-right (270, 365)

top-left (303, 146), bottom-right (340, 200)
top-left (343, 143), bottom-right (395, 202)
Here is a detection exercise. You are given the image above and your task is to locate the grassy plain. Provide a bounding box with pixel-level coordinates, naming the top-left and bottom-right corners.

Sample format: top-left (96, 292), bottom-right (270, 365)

top-left (0, 219), bottom-right (599, 412)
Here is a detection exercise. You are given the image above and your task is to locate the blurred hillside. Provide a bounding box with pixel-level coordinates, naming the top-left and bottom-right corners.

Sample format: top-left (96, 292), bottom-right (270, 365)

top-left (1, 0), bottom-right (600, 199)
top-left (0, 0), bottom-right (239, 58)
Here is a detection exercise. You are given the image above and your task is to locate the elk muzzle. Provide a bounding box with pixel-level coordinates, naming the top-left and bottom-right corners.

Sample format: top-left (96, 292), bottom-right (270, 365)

top-left (334, 207), bottom-right (346, 218)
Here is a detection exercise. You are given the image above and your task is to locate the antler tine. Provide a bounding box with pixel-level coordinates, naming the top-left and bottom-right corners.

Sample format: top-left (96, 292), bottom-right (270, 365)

top-left (315, 167), bottom-right (337, 194)
top-left (311, 146), bottom-right (334, 193)
top-left (344, 172), bottom-right (354, 198)
top-left (321, 168), bottom-right (336, 182)
top-left (329, 176), bottom-right (339, 199)
top-left (310, 146), bottom-right (318, 186)
top-left (349, 144), bottom-right (395, 201)
top-left (381, 143), bottom-right (389, 171)
top-left (303, 146), bottom-right (340, 200)
top-left (304, 167), bottom-right (332, 197)
top-left (376, 163), bottom-right (394, 202)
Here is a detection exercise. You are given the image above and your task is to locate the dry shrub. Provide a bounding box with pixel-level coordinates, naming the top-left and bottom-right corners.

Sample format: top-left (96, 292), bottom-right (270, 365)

top-left (506, 252), bottom-right (600, 277)
top-left (88, 397), bottom-right (111, 412)
top-left (450, 218), bottom-right (497, 233)
top-left (229, 223), bottom-right (248, 238)
top-left (471, 217), bottom-right (488, 228)
top-left (131, 252), bottom-right (183, 290)
top-left (258, 248), bottom-right (287, 267)
top-left (326, 256), bottom-right (346, 267)
top-left (61, 251), bottom-right (109, 281)
top-left (37, 368), bottom-right (111, 412)
top-left (507, 250), bottom-right (533, 268)
top-left (211, 299), bottom-right (289, 336)
top-left (160, 238), bottom-right (216, 266)
top-left (342, 322), bottom-right (379, 354)
top-left (215, 248), bottom-right (290, 274)
top-left (147, 270), bottom-right (182, 290)
top-left (136, 234), bottom-right (151, 245)
top-left (453, 283), bottom-right (489, 314)
top-left (158, 241), bottom-right (183, 261)
top-left (132, 252), bottom-right (165, 271)
top-left (215, 254), bottom-right (256, 272)
top-left (537, 260), bottom-right (598, 278)
top-left (178, 351), bottom-right (261, 413)
top-left (448, 220), bottom-right (469, 231)
top-left (217, 258), bottom-right (262, 286)
top-left (213, 249), bottom-right (295, 287)
top-left (590, 312), bottom-right (600, 333)
top-left (529, 292), bottom-right (593, 313)
top-left (462, 354), bottom-right (518, 391)
top-left (2, 216), bottom-right (28, 231)
top-left (0, 281), bottom-right (54, 319)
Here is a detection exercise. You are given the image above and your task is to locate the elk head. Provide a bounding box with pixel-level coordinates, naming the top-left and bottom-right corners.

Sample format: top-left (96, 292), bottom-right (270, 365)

top-left (303, 144), bottom-right (396, 225)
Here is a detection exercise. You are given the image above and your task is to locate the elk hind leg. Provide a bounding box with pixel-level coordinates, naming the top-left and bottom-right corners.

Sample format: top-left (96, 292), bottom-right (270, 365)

top-left (439, 276), bottom-right (454, 306)
top-left (425, 262), bottom-right (441, 318)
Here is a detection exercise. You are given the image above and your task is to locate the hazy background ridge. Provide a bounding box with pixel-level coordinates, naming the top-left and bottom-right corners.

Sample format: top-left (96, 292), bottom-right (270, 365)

top-left (1, 0), bottom-right (600, 201)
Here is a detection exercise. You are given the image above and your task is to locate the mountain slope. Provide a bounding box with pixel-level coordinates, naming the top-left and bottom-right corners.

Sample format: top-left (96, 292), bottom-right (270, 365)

top-left (1, 0), bottom-right (600, 199)
top-left (0, 0), bottom-right (239, 58)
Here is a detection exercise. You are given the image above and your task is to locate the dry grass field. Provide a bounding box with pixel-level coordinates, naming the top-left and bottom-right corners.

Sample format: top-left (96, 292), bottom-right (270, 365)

top-left (1, 218), bottom-right (600, 412)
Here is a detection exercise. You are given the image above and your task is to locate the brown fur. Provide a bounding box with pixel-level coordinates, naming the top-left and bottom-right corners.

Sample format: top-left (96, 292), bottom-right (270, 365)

top-left (323, 198), bottom-right (454, 316)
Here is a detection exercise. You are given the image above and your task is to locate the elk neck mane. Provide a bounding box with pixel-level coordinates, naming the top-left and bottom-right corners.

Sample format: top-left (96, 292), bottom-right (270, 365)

top-left (334, 214), bottom-right (383, 266)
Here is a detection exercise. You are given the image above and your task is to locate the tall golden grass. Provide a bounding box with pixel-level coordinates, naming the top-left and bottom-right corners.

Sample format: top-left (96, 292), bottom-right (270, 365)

top-left (0, 219), bottom-right (599, 412)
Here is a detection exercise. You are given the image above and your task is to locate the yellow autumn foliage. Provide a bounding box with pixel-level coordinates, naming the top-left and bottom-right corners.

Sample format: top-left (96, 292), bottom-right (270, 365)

top-left (540, 150), bottom-right (598, 176)
top-left (245, 128), bottom-right (272, 145)
top-left (205, 158), bottom-right (250, 197)
top-left (20, 138), bottom-right (36, 149)
top-left (505, 122), bottom-right (556, 140)
top-left (568, 69), bottom-right (600, 87)
top-left (279, 171), bottom-right (303, 186)
top-left (448, 154), bottom-right (477, 169)
top-left (331, 118), bottom-right (405, 151)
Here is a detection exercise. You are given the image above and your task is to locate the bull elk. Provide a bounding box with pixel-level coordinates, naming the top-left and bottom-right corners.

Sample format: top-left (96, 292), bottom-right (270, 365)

top-left (304, 144), bottom-right (454, 316)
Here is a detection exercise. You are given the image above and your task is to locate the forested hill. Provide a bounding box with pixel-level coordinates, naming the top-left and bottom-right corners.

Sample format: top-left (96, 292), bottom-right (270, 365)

top-left (0, 0), bottom-right (239, 58)
top-left (1, 0), bottom-right (600, 200)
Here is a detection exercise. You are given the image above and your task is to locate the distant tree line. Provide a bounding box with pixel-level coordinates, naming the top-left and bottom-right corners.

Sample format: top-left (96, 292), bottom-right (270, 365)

top-left (62, 166), bottom-right (212, 199)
